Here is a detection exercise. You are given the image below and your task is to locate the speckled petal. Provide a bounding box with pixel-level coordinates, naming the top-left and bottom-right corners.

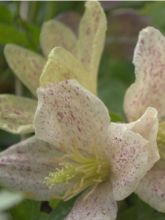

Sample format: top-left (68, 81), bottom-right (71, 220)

top-left (127, 107), bottom-right (159, 169)
top-left (40, 47), bottom-right (96, 94)
top-left (40, 20), bottom-right (77, 57)
top-left (34, 80), bottom-right (110, 153)
top-left (4, 44), bottom-right (46, 96)
top-left (124, 27), bottom-right (165, 121)
top-left (107, 107), bottom-right (159, 201)
top-left (77, 1), bottom-right (106, 82)
top-left (136, 160), bottom-right (165, 213)
top-left (65, 182), bottom-right (117, 220)
top-left (0, 95), bottom-right (37, 134)
top-left (0, 136), bottom-right (70, 201)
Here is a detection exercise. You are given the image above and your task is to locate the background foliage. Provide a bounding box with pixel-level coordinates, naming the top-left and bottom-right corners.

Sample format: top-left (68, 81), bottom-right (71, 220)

top-left (0, 1), bottom-right (165, 219)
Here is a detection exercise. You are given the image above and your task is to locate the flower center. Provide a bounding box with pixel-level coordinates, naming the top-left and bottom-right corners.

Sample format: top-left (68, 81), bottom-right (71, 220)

top-left (157, 120), bottom-right (165, 159)
top-left (44, 148), bottom-right (109, 200)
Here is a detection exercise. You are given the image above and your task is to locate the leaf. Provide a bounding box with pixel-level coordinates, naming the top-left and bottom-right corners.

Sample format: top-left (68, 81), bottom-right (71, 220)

top-left (110, 111), bottom-right (123, 122)
top-left (48, 198), bottom-right (76, 220)
top-left (20, 21), bottom-right (40, 50)
top-left (98, 56), bottom-right (134, 116)
top-left (141, 2), bottom-right (165, 30)
top-left (11, 197), bottom-right (76, 220)
top-left (99, 78), bottom-right (127, 116)
top-left (0, 3), bottom-right (13, 24)
top-left (0, 24), bottom-right (28, 45)
top-left (11, 200), bottom-right (48, 220)
top-left (0, 130), bottom-right (20, 150)
top-left (118, 195), bottom-right (165, 220)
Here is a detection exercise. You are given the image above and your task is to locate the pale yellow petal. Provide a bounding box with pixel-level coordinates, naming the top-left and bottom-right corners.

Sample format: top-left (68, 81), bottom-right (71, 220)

top-left (65, 182), bottom-right (117, 220)
top-left (34, 80), bottom-right (110, 153)
top-left (136, 160), bottom-right (165, 213)
top-left (124, 27), bottom-right (165, 121)
top-left (40, 47), bottom-right (96, 94)
top-left (0, 95), bottom-right (37, 134)
top-left (40, 20), bottom-right (77, 57)
top-left (0, 136), bottom-right (70, 201)
top-left (4, 44), bottom-right (46, 96)
top-left (77, 1), bottom-right (107, 82)
top-left (107, 107), bottom-right (159, 200)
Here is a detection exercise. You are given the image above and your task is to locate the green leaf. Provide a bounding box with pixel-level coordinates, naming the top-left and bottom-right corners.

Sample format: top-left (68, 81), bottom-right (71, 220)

top-left (110, 111), bottom-right (123, 122)
top-left (11, 196), bottom-right (77, 220)
top-left (0, 4), bottom-right (13, 24)
top-left (141, 2), bottom-right (165, 30)
top-left (0, 24), bottom-right (28, 46)
top-left (49, 199), bottom-right (61, 209)
top-left (99, 77), bottom-right (127, 116)
top-left (98, 56), bottom-right (134, 116)
top-left (11, 200), bottom-right (48, 220)
top-left (48, 198), bottom-right (76, 220)
top-left (118, 195), bottom-right (165, 220)
top-left (0, 130), bottom-right (20, 151)
top-left (19, 21), bottom-right (40, 50)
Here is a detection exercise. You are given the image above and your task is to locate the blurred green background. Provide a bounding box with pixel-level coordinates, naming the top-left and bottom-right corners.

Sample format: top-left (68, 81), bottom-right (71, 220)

top-left (0, 1), bottom-right (165, 220)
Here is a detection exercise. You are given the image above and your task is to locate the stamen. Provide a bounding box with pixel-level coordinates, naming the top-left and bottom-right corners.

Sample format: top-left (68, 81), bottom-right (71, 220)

top-left (44, 148), bottom-right (109, 200)
top-left (44, 164), bottom-right (77, 186)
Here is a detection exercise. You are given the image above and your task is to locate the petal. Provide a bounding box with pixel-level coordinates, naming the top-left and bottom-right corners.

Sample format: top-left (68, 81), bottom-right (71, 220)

top-left (77, 1), bottom-right (106, 81)
top-left (109, 125), bottom-right (148, 201)
top-left (34, 80), bottom-right (110, 153)
top-left (107, 107), bottom-right (159, 200)
top-left (136, 160), bottom-right (165, 213)
top-left (40, 20), bottom-right (77, 57)
top-left (127, 107), bottom-right (160, 168)
top-left (4, 44), bottom-right (46, 96)
top-left (40, 47), bottom-right (96, 94)
top-left (0, 95), bottom-right (37, 134)
top-left (0, 136), bottom-right (70, 201)
top-left (65, 182), bottom-right (117, 220)
top-left (124, 27), bottom-right (165, 121)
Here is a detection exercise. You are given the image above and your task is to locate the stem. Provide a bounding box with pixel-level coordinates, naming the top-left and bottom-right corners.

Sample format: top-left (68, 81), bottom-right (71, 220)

top-left (19, 1), bottom-right (29, 21)
top-left (16, 1), bottom-right (30, 140)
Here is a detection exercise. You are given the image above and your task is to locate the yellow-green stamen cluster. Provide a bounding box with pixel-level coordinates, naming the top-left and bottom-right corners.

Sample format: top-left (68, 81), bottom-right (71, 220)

top-left (44, 149), bottom-right (109, 200)
top-left (157, 120), bottom-right (165, 159)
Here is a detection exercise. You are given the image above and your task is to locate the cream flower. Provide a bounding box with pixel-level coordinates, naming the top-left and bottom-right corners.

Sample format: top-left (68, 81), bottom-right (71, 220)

top-left (0, 1), bottom-right (106, 134)
top-left (0, 79), bottom-right (159, 220)
top-left (124, 26), bottom-right (165, 212)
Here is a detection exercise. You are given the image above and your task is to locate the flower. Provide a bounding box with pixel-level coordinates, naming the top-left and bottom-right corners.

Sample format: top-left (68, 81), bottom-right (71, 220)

top-left (0, 1), bottom-right (106, 134)
top-left (124, 26), bottom-right (165, 212)
top-left (0, 79), bottom-right (159, 220)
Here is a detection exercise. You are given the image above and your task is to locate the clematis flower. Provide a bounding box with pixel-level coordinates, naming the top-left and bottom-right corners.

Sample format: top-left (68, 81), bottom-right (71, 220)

top-left (0, 79), bottom-right (159, 220)
top-left (0, 1), bottom-right (106, 134)
top-left (124, 27), bottom-right (165, 212)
